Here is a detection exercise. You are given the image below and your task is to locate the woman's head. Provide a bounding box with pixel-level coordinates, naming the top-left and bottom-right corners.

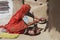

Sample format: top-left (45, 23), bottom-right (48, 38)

top-left (21, 4), bottom-right (31, 14)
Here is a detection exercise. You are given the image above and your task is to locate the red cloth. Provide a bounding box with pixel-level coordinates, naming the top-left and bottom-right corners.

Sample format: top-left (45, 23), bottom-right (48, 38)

top-left (4, 4), bottom-right (31, 34)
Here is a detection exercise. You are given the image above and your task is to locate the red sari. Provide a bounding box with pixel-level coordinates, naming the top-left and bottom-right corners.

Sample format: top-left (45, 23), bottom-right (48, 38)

top-left (4, 4), bottom-right (31, 34)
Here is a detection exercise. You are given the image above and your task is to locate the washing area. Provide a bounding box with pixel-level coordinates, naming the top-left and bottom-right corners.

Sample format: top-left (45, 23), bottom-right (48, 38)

top-left (0, 0), bottom-right (58, 40)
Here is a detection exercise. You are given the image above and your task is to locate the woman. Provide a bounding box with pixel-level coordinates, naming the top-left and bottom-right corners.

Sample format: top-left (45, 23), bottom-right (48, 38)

top-left (2, 4), bottom-right (40, 34)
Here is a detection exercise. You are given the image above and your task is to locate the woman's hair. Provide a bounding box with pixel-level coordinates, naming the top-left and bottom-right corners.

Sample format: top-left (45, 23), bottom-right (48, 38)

top-left (26, 12), bottom-right (34, 18)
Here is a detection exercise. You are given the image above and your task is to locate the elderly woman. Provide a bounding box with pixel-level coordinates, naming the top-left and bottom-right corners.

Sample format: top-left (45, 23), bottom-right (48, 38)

top-left (1, 4), bottom-right (40, 35)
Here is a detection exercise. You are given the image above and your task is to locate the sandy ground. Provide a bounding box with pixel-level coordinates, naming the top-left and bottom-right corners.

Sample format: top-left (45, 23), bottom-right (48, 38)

top-left (0, 29), bottom-right (53, 40)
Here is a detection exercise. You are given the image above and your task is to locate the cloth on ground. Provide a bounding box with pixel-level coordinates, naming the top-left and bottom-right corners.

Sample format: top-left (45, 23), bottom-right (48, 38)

top-left (0, 33), bottom-right (19, 39)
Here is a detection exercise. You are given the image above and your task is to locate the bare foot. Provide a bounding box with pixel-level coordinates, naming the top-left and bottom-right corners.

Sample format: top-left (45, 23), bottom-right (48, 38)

top-left (28, 30), bottom-right (34, 35)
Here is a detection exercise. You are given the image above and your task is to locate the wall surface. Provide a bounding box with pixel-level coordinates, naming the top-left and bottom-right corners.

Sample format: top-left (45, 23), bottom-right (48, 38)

top-left (48, 0), bottom-right (60, 40)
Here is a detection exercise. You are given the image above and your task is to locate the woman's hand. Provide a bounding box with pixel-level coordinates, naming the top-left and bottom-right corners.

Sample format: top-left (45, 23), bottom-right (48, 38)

top-left (27, 19), bottom-right (39, 26)
top-left (34, 19), bottom-right (39, 23)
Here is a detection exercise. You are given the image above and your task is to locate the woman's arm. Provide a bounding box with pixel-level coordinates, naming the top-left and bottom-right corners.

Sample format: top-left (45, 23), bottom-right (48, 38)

top-left (25, 12), bottom-right (40, 26)
top-left (27, 19), bottom-right (39, 26)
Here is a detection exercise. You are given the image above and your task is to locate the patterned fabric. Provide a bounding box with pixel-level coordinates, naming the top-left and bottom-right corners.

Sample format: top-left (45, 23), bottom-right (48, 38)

top-left (23, 15), bottom-right (29, 24)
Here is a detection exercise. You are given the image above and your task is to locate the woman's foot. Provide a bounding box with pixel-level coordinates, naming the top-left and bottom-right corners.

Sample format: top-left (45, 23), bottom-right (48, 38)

top-left (28, 30), bottom-right (34, 35)
top-left (28, 28), bottom-right (41, 36)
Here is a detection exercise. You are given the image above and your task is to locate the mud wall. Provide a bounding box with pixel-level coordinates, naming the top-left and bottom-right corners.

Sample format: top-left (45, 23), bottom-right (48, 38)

top-left (48, 0), bottom-right (60, 40)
